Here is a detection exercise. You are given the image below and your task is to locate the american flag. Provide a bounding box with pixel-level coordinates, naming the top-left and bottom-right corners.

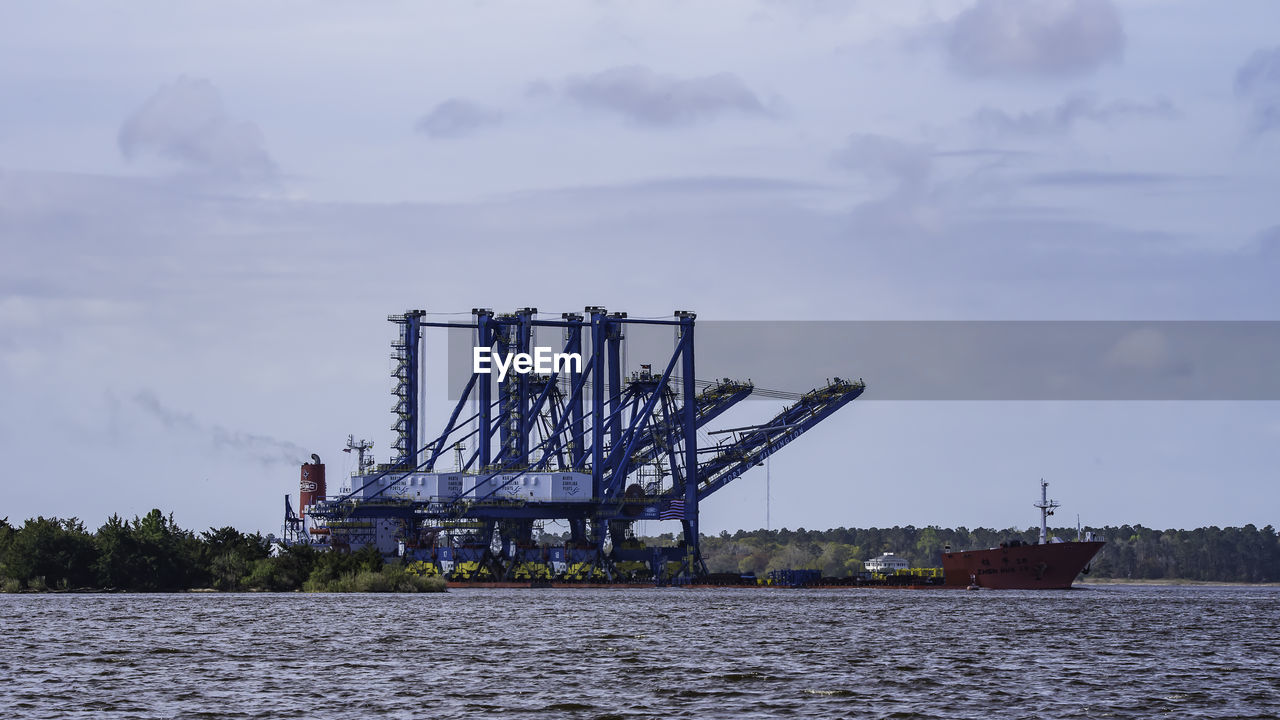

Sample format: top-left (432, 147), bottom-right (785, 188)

top-left (660, 497), bottom-right (685, 520)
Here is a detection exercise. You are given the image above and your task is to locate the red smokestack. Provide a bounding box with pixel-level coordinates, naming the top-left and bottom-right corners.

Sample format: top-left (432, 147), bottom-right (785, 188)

top-left (300, 454), bottom-right (325, 517)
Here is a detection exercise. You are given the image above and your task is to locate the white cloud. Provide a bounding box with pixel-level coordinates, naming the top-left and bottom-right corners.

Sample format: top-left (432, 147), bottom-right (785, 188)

top-left (1235, 46), bottom-right (1280, 135)
top-left (1105, 327), bottom-right (1171, 371)
top-left (415, 98), bottom-right (503, 139)
top-left (564, 65), bottom-right (768, 127)
top-left (972, 93), bottom-right (1174, 136)
top-left (946, 0), bottom-right (1125, 78)
top-left (832, 133), bottom-right (933, 190)
top-left (118, 76), bottom-right (276, 182)
top-left (832, 133), bottom-right (941, 233)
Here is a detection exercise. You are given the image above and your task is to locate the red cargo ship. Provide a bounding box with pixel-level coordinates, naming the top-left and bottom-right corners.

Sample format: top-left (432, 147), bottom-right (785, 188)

top-left (942, 480), bottom-right (1104, 589)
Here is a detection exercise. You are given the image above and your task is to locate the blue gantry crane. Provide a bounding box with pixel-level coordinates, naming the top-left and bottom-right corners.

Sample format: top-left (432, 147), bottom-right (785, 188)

top-left (294, 308), bottom-right (864, 583)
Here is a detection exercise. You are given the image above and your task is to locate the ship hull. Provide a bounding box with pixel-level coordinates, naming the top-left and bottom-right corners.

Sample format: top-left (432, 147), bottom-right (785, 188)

top-left (943, 541), bottom-right (1105, 589)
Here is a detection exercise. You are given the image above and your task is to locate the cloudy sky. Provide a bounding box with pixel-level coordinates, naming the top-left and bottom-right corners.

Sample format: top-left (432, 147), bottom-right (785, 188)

top-left (3, 0), bottom-right (1279, 538)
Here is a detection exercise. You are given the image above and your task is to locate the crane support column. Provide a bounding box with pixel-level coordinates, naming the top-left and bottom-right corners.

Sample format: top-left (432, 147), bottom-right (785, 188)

top-left (677, 310), bottom-right (698, 572)
top-left (474, 309), bottom-right (493, 469)
top-left (389, 310), bottom-right (425, 468)
top-left (587, 307), bottom-right (607, 497)
top-left (563, 313), bottom-right (585, 469)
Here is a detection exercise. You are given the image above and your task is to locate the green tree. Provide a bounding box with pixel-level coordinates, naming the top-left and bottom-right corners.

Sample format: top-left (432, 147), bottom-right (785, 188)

top-left (913, 527), bottom-right (944, 566)
top-left (817, 542), bottom-right (854, 577)
top-left (94, 514), bottom-right (142, 589)
top-left (122, 509), bottom-right (203, 590)
top-left (246, 543), bottom-right (319, 591)
top-left (5, 517), bottom-right (97, 589)
top-left (200, 526), bottom-right (269, 590)
top-left (766, 542), bottom-right (819, 573)
top-left (0, 517), bottom-right (15, 581)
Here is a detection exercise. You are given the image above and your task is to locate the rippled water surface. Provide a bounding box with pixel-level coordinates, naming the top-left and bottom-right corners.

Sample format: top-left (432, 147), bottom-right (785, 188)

top-left (3, 585), bottom-right (1279, 719)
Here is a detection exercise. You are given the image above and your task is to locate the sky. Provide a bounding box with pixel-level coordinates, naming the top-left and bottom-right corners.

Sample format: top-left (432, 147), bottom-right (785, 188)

top-left (3, 0), bottom-right (1279, 538)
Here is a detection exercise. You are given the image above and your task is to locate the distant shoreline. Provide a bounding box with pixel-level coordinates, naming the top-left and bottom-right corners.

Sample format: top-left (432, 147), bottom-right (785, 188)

top-left (1078, 578), bottom-right (1280, 587)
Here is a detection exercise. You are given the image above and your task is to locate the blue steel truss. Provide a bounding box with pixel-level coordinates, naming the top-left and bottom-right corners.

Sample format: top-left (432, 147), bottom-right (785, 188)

top-left (307, 308), bottom-right (864, 583)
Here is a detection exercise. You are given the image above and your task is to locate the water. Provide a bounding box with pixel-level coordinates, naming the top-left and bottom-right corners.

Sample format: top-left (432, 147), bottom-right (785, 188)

top-left (2, 585), bottom-right (1278, 719)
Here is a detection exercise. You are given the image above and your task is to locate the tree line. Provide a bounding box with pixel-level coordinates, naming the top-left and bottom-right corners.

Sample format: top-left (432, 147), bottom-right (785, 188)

top-left (699, 524), bottom-right (1280, 582)
top-left (4, 512), bottom-right (1277, 589)
top-left (0, 511), bottom-right (443, 592)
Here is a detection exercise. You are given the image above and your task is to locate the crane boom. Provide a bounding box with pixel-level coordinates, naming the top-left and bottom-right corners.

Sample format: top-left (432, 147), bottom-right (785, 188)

top-left (695, 378), bottom-right (864, 501)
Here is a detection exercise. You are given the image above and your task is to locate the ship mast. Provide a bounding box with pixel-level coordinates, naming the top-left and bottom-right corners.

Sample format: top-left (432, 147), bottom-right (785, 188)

top-left (1034, 479), bottom-right (1060, 545)
top-left (343, 434), bottom-right (375, 473)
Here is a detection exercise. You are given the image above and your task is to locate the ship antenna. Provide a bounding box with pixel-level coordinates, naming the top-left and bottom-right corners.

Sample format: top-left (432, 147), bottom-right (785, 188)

top-left (343, 434), bottom-right (375, 473)
top-left (1034, 479), bottom-right (1061, 545)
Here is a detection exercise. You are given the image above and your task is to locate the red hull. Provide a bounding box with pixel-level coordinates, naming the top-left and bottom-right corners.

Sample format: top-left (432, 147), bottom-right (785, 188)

top-left (943, 541), bottom-right (1105, 589)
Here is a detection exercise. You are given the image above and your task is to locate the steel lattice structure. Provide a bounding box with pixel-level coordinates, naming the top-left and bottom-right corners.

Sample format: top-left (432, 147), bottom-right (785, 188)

top-left (295, 308), bottom-right (864, 583)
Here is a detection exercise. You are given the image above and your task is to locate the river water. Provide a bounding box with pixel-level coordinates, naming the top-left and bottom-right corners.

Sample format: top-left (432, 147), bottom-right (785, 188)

top-left (2, 585), bottom-right (1278, 719)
